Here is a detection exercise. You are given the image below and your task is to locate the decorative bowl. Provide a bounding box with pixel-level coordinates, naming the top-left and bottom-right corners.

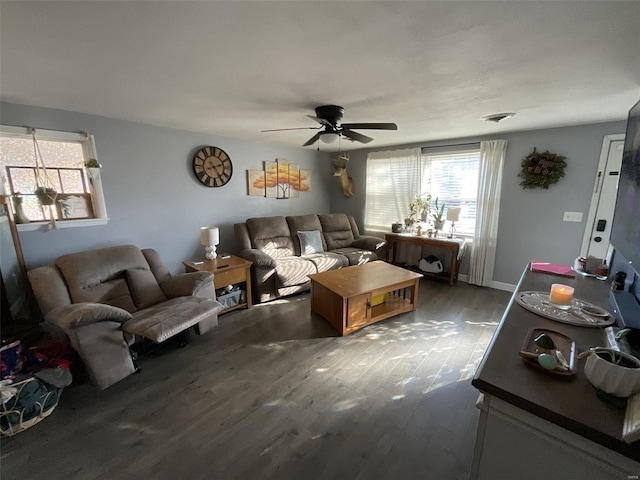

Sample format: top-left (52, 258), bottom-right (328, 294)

top-left (583, 347), bottom-right (640, 397)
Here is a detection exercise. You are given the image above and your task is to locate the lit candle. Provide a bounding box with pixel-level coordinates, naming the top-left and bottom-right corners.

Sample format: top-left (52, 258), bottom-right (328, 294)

top-left (549, 283), bottom-right (574, 309)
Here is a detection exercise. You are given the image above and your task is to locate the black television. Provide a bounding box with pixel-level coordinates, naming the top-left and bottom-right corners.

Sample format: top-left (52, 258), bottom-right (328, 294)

top-left (609, 96), bottom-right (640, 328)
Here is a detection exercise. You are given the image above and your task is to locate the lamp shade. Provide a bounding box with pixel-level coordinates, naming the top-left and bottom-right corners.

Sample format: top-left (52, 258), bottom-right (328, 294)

top-left (446, 207), bottom-right (461, 222)
top-left (320, 132), bottom-right (339, 144)
top-left (200, 226), bottom-right (219, 246)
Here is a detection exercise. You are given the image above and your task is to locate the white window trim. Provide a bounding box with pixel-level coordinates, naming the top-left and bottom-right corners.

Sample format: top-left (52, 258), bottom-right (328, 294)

top-left (0, 125), bottom-right (109, 230)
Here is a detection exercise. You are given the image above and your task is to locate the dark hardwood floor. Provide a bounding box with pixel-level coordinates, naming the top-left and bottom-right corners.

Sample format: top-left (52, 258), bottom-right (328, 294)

top-left (1, 280), bottom-right (511, 480)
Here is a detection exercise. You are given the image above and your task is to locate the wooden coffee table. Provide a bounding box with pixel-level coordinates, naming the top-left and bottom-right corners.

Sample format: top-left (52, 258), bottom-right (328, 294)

top-left (308, 261), bottom-right (423, 336)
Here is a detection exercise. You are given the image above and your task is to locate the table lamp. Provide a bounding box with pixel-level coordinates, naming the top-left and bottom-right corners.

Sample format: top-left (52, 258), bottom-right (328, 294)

top-left (200, 226), bottom-right (220, 260)
top-left (446, 207), bottom-right (461, 238)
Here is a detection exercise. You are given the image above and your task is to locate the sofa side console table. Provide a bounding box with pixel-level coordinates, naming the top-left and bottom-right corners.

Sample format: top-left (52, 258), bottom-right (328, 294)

top-left (183, 255), bottom-right (252, 314)
top-left (384, 233), bottom-right (465, 286)
top-left (471, 266), bottom-right (640, 480)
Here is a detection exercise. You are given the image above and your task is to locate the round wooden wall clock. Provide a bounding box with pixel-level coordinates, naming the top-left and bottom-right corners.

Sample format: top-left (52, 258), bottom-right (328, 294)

top-left (192, 146), bottom-right (233, 187)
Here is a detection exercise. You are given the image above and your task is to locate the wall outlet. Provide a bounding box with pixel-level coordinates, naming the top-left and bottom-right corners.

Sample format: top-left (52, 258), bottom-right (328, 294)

top-left (563, 211), bottom-right (583, 222)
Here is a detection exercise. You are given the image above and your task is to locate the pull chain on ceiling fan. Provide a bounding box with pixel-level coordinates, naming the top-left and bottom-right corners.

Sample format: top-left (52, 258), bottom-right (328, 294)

top-left (261, 105), bottom-right (398, 147)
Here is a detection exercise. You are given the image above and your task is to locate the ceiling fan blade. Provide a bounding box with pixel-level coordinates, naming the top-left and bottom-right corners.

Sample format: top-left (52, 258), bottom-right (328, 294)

top-left (306, 115), bottom-right (333, 127)
top-left (261, 126), bottom-right (321, 132)
top-left (303, 132), bottom-right (322, 146)
top-left (340, 122), bottom-right (398, 131)
top-left (341, 129), bottom-right (374, 144)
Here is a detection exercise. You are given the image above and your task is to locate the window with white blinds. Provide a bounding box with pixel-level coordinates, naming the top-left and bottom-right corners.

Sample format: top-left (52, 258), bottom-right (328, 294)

top-left (422, 150), bottom-right (480, 236)
top-left (364, 147), bottom-right (480, 236)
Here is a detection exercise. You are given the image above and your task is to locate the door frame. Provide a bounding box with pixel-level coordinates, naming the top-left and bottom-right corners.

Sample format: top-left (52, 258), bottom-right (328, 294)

top-left (579, 133), bottom-right (625, 258)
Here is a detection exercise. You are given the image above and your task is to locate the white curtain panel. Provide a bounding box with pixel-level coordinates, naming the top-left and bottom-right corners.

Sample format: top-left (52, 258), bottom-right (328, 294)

top-left (468, 140), bottom-right (508, 286)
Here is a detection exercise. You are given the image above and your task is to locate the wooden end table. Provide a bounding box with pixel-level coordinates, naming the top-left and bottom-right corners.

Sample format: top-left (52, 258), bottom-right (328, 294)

top-left (183, 255), bottom-right (252, 314)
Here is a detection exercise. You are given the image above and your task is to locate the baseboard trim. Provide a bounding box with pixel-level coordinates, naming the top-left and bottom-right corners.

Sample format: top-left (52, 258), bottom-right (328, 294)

top-left (489, 280), bottom-right (516, 292)
top-left (457, 274), bottom-right (515, 292)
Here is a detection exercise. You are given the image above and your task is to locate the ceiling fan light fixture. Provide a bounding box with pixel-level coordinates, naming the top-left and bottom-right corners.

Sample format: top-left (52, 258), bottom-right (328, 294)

top-left (481, 113), bottom-right (515, 123)
top-left (320, 132), bottom-right (340, 144)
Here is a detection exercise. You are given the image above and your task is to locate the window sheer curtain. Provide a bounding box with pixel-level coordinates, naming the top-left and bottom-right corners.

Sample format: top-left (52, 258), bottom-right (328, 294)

top-left (468, 140), bottom-right (508, 286)
top-left (364, 148), bottom-right (422, 232)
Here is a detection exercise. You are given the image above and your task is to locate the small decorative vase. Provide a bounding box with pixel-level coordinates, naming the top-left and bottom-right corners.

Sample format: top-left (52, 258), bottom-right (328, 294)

top-left (86, 167), bottom-right (101, 181)
top-left (392, 223), bottom-right (403, 233)
top-left (583, 347), bottom-right (640, 397)
top-left (12, 196), bottom-right (30, 224)
top-left (434, 220), bottom-right (444, 231)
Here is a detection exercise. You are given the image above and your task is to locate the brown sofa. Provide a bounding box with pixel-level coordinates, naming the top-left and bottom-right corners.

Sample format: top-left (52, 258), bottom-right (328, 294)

top-left (234, 213), bottom-right (386, 303)
top-left (27, 245), bottom-right (223, 389)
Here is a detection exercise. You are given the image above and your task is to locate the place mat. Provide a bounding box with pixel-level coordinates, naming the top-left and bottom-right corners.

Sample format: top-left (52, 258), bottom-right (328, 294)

top-left (515, 291), bottom-right (615, 328)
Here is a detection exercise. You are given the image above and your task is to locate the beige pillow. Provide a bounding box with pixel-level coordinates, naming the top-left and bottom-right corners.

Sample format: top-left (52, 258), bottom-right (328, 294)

top-left (126, 269), bottom-right (167, 309)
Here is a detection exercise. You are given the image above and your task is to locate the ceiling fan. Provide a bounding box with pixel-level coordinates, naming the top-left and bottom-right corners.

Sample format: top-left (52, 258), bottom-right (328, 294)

top-left (261, 105), bottom-right (398, 146)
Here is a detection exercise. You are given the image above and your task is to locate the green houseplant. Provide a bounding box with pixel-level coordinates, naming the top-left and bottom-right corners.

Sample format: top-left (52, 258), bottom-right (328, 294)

top-left (84, 158), bottom-right (101, 168)
top-left (408, 193), bottom-right (431, 223)
top-left (34, 186), bottom-right (57, 206)
top-left (581, 342), bottom-right (640, 397)
top-left (431, 197), bottom-right (446, 229)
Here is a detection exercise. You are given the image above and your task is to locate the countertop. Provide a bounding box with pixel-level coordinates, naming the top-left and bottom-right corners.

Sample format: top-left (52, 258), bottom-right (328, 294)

top-left (472, 265), bottom-right (640, 461)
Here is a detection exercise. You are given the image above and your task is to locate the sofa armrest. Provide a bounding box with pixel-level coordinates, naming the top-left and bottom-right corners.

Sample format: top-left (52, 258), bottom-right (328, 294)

top-left (238, 249), bottom-right (277, 268)
top-left (352, 235), bottom-right (387, 253)
top-left (160, 272), bottom-right (215, 299)
top-left (45, 303), bottom-right (133, 331)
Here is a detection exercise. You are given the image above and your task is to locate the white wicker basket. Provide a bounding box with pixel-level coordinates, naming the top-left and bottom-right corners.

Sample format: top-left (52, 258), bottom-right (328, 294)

top-left (0, 376), bottom-right (61, 437)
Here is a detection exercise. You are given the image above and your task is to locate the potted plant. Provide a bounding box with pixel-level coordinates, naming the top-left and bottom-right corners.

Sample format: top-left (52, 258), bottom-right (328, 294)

top-left (34, 186), bottom-right (57, 206)
top-left (84, 158), bottom-right (101, 168)
top-left (408, 193), bottom-right (431, 223)
top-left (431, 197), bottom-right (446, 230)
top-left (84, 158), bottom-right (102, 182)
top-left (580, 345), bottom-right (640, 397)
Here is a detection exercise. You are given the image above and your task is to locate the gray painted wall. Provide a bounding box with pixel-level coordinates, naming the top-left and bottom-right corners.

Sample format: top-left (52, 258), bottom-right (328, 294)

top-left (2, 101), bottom-right (627, 287)
top-left (1, 102), bottom-right (332, 273)
top-left (329, 121), bottom-right (627, 286)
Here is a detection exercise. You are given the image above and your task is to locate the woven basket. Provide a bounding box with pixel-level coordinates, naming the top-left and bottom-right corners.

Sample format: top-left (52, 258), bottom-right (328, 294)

top-left (0, 377), bottom-right (61, 437)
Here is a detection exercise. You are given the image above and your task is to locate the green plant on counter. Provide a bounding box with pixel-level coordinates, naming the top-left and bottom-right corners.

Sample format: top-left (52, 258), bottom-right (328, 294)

top-left (431, 197), bottom-right (446, 223)
top-left (408, 193), bottom-right (431, 222)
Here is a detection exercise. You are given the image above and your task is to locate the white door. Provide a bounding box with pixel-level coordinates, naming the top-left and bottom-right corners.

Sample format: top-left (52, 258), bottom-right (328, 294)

top-left (580, 135), bottom-right (625, 259)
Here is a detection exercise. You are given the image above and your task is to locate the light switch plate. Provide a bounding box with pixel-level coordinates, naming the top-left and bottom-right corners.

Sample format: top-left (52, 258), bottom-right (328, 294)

top-left (563, 211), bottom-right (583, 222)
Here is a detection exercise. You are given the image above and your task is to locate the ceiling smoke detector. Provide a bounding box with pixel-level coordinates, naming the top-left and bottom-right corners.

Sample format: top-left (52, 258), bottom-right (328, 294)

top-left (481, 113), bottom-right (515, 123)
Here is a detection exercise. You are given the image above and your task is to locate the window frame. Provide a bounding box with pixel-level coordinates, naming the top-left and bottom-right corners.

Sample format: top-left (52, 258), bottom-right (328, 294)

top-left (0, 126), bottom-right (108, 231)
top-left (364, 145), bottom-right (480, 240)
top-left (420, 148), bottom-right (480, 238)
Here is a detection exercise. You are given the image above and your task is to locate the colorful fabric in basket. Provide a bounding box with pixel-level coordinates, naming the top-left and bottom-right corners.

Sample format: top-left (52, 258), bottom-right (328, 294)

top-left (0, 341), bottom-right (24, 380)
top-left (1, 341), bottom-right (75, 380)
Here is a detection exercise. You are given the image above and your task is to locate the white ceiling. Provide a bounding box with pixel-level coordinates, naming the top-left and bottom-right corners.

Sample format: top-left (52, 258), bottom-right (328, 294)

top-left (1, 1), bottom-right (639, 151)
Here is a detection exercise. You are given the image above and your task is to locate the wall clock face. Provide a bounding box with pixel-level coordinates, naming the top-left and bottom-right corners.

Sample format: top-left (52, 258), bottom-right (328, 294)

top-left (192, 146), bottom-right (233, 187)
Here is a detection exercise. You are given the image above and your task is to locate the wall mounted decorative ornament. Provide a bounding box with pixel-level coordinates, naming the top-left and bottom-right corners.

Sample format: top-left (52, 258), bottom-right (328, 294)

top-left (246, 159), bottom-right (310, 198)
top-left (518, 147), bottom-right (567, 189)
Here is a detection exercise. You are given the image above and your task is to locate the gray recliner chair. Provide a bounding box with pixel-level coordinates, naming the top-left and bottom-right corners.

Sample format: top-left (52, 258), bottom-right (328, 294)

top-left (28, 245), bottom-right (223, 389)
